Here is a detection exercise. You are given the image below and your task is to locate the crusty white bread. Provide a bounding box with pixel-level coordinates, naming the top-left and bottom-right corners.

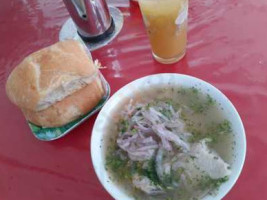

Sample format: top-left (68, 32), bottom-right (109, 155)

top-left (6, 40), bottom-right (97, 111)
top-left (6, 39), bottom-right (105, 127)
top-left (21, 76), bottom-right (104, 127)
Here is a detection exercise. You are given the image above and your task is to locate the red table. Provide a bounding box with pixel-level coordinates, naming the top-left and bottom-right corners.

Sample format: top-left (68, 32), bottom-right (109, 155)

top-left (1, 0), bottom-right (267, 199)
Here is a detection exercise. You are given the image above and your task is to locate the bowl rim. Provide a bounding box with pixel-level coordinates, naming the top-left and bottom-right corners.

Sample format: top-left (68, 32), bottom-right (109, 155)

top-left (91, 73), bottom-right (247, 200)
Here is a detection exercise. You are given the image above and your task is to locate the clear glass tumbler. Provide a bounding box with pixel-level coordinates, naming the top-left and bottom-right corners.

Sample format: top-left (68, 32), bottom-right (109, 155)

top-left (139, 0), bottom-right (188, 64)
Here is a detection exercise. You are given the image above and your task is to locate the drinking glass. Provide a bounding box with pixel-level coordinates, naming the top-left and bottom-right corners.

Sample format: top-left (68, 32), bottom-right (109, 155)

top-left (139, 0), bottom-right (188, 64)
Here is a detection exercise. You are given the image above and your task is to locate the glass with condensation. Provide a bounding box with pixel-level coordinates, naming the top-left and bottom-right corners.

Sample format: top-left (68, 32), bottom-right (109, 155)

top-left (138, 0), bottom-right (188, 64)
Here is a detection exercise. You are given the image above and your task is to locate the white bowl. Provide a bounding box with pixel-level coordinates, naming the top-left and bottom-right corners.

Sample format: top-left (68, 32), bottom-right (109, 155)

top-left (91, 73), bottom-right (246, 200)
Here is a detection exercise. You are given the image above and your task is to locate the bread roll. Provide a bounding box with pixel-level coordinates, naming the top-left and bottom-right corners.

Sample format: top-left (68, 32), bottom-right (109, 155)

top-left (6, 39), bottom-right (105, 127)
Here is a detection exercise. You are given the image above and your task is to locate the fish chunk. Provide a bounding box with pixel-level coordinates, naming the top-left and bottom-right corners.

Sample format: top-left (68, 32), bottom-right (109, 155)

top-left (132, 174), bottom-right (164, 195)
top-left (190, 140), bottom-right (231, 179)
top-left (172, 140), bottom-right (231, 180)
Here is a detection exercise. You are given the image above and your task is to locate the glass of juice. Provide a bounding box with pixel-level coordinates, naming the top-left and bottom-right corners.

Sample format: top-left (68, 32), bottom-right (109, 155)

top-left (139, 0), bottom-right (188, 64)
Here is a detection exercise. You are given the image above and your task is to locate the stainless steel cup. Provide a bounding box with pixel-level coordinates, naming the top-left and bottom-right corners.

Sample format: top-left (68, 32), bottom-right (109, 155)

top-left (63, 0), bottom-right (114, 41)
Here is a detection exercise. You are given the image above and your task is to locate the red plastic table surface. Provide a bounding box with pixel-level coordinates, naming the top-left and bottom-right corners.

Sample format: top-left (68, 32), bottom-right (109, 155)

top-left (0, 0), bottom-right (267, 199)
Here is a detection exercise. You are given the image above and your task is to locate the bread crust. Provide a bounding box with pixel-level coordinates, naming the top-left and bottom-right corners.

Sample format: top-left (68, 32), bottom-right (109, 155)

top-left (22, 75), bottom-right (105, 127)
top-left (6, 40), bottom-right (96, 111)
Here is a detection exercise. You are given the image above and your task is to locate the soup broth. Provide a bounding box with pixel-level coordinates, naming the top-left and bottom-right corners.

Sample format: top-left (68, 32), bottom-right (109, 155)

top-left (104, 86), bottom-right (234, 200)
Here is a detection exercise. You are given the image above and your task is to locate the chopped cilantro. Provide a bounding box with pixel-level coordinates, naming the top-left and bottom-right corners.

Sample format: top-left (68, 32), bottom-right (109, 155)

top-left (131, 161), bottom-right (143, 175)
top-left (178, 88), bottom-right (187, 95)
top-left (198, 176), bottom-right (229, 190)
top-left (162, 173), bottom-right (173, 186)
top-left (172, 167), bottom-right (184, 183)
top-left (190, 155), bottom-right (197, 160)
top-left (207, 94), bottom-right (215, 105)
top-left (216, 120), bottom-right (232, 133)
top-left (165, 99), bottom-right (174, 106)
top-left (188, 129), bottom-right (204, 143)
top-left (189, 103), bottom-right (205, 114)
top-left (119, 119), bottom-right (129, 133)
top-left (189, 120), bottom-right (232, 143)
top-left (145, 103), bottom-right (152, 110)
top-left (186, 89), bottom-right (216, 114)
top-left (131, 128), bottom-right (138, 134)
top-left (161, 108), bottom-right (172, 119)
top-left (105, 149), bottom-right (132, 181)
top-left (141, 159), bottom-right (161, 186)
top-left (191, 87), bottom-right (199, 94)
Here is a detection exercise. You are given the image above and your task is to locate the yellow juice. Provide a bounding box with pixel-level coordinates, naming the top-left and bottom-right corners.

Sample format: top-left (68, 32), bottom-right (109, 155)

top-left (139, 0), bottom-right (188, 63)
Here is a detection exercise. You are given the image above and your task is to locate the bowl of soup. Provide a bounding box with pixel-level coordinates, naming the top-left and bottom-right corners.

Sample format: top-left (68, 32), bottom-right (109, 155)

top-left (91, 74), bottom-right (246, 200)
